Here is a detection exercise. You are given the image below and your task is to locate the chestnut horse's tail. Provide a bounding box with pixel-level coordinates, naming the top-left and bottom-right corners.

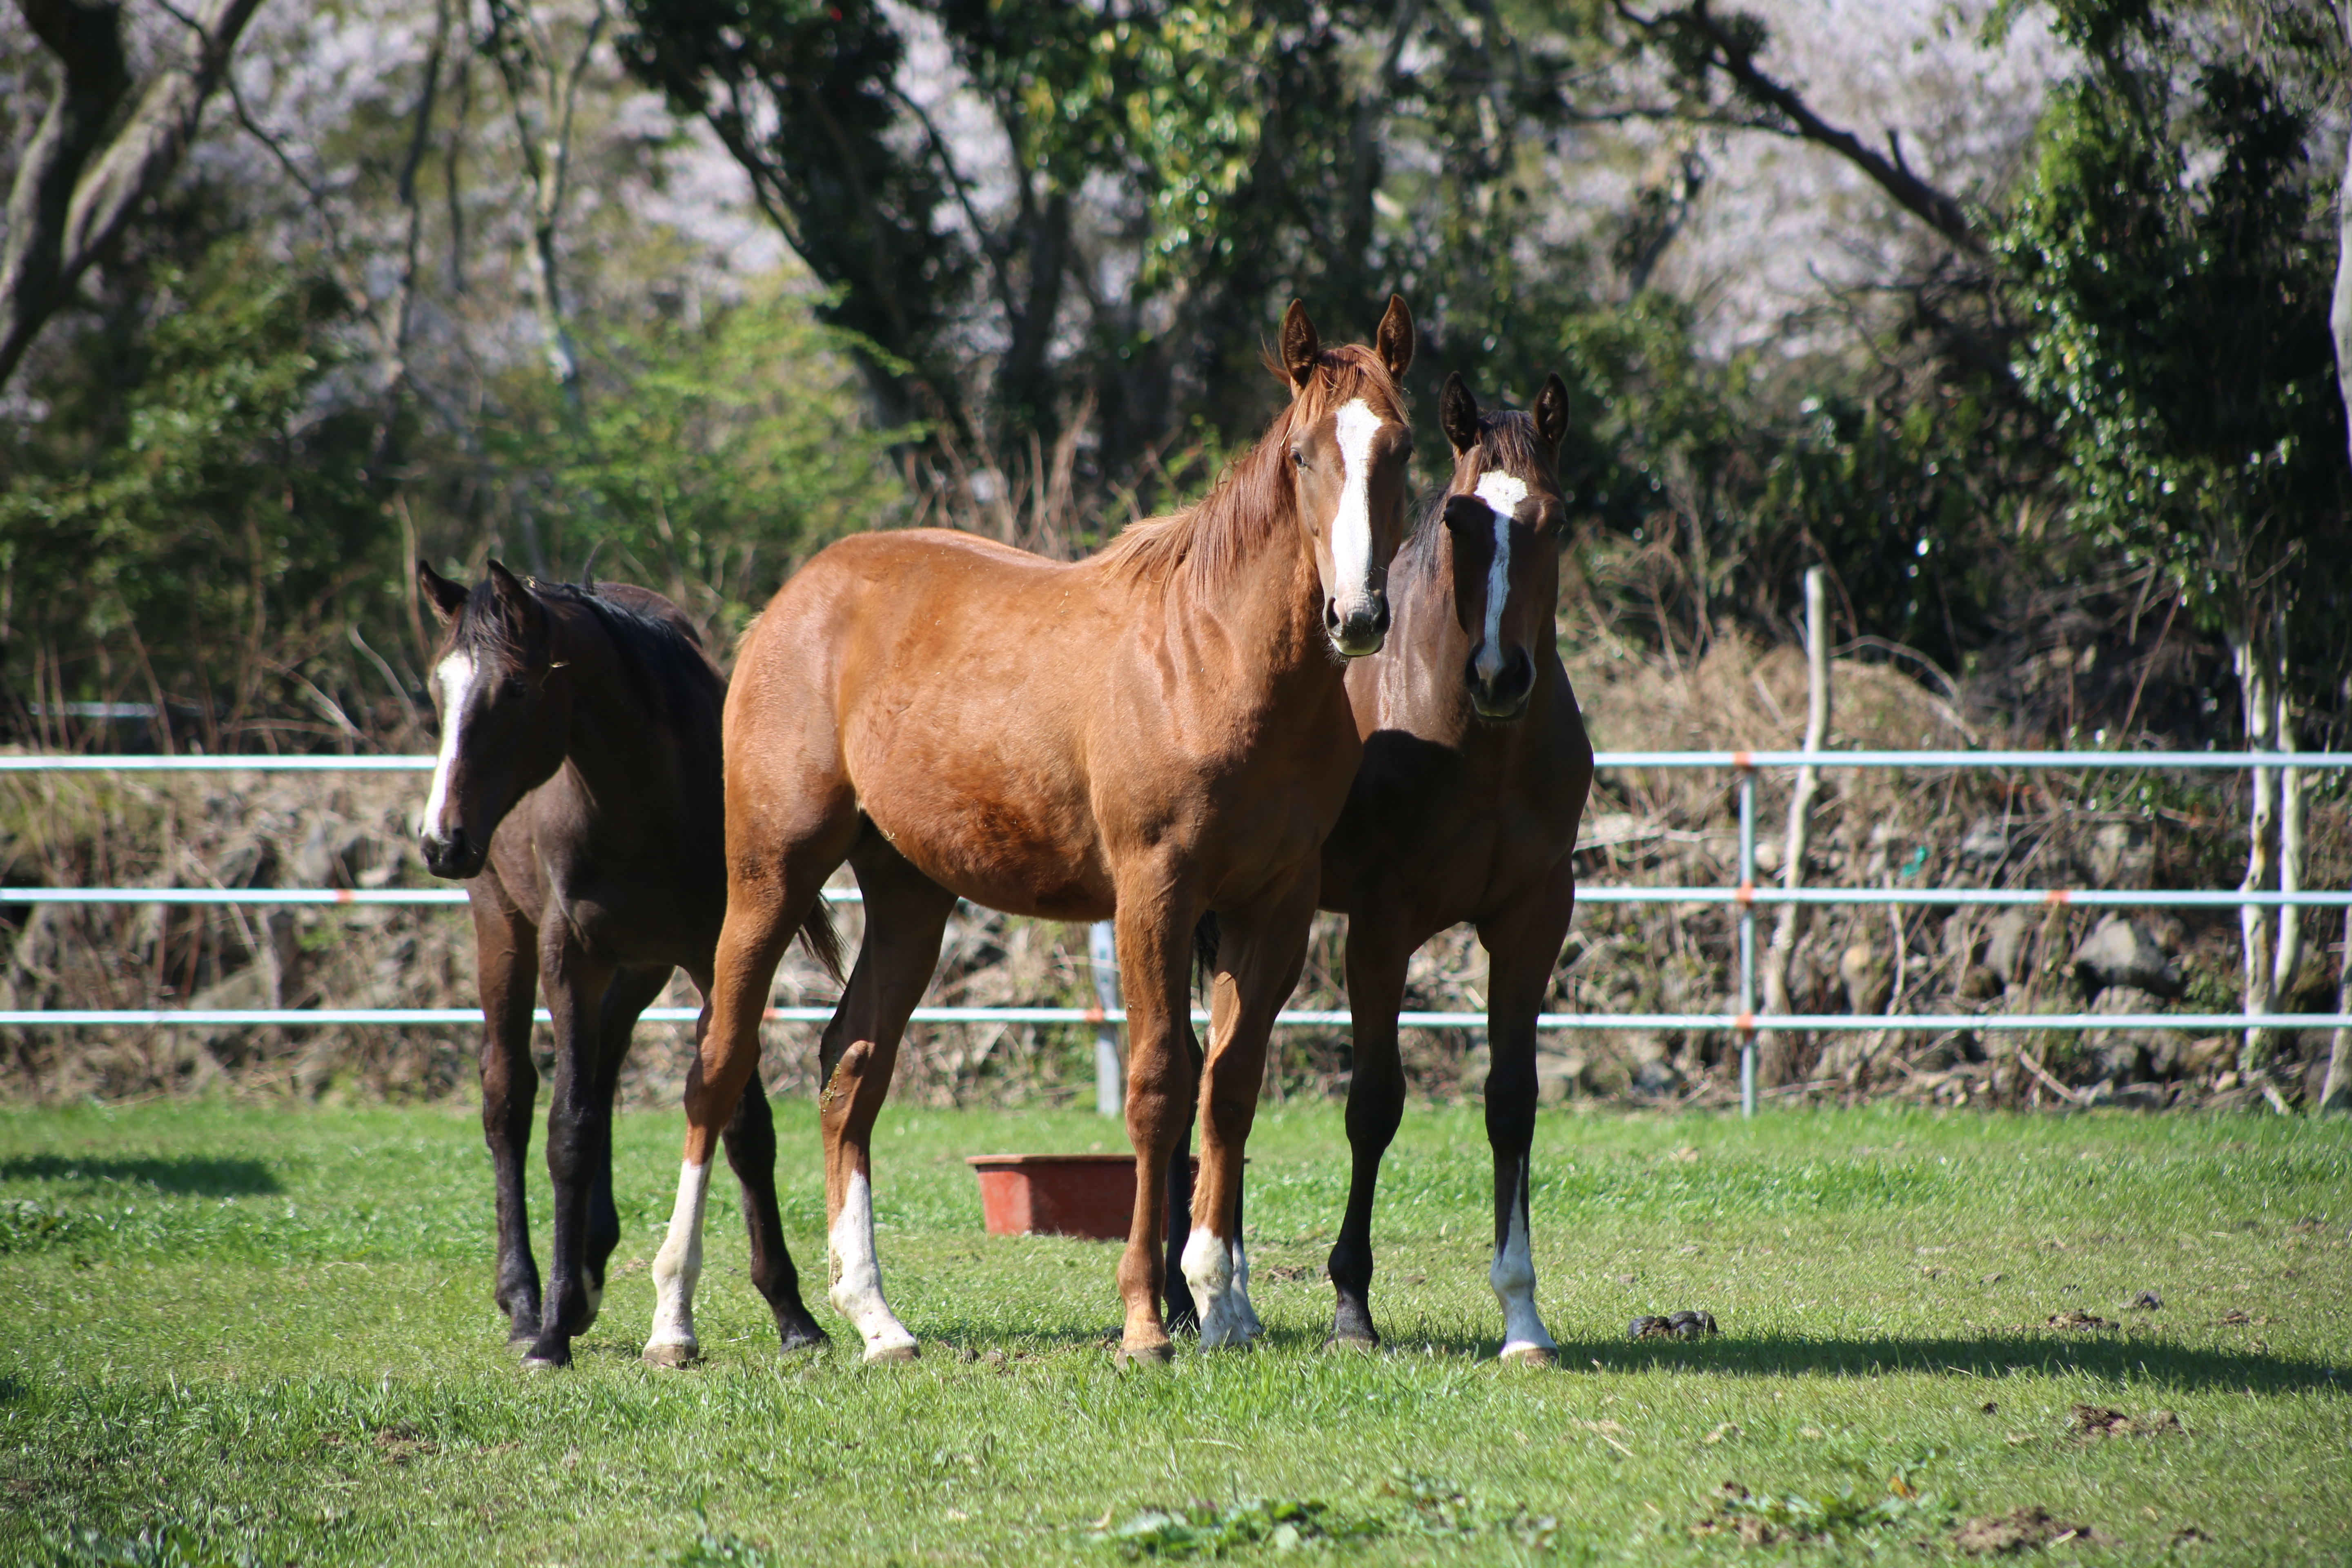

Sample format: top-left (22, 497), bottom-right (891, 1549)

top-left (798, 900), bottom-right (847, 987)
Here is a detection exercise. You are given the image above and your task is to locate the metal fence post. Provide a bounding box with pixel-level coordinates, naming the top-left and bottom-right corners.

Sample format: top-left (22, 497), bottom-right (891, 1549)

top-left (1738, 765), bottom-right (1757, 1119)
top-left (1088, 920), bottom-right (1123, 1116)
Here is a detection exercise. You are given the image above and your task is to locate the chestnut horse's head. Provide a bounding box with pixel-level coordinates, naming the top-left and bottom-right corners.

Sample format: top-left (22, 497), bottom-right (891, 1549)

top-left (1437, 371), bottom-right (1571, 720)
top-left (1276, 296), bottom-right (1416, 657)
top-left (414, 559), bottom-right (568, 880)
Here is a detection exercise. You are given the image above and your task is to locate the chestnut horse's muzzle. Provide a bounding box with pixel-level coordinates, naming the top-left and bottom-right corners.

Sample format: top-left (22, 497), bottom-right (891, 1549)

top-left (1325, 592), bottom-right (1390, 658)
top-left (420, 826), bottom-right (487, 881)
top-left (1465, 645), bottom-right (1535, 720)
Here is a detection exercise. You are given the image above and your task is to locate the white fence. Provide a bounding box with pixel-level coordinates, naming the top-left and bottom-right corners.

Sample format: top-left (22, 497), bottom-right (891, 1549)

top-left (4, 749), bottom-right (2349, 1117)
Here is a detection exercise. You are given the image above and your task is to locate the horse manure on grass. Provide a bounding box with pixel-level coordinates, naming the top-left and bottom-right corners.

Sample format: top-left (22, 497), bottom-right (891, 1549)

top-left (2044, 1308), bottom-right (2114, 1330)
top-left (1953, 1506), bottom-right (2093, 1555)
top-left (2069, 1405), bottom-right (2183, 1439)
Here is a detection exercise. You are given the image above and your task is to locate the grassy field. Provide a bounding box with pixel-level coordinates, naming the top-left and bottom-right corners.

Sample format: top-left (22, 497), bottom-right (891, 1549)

top-left (0, 1098), bottom-right (2346, 1566)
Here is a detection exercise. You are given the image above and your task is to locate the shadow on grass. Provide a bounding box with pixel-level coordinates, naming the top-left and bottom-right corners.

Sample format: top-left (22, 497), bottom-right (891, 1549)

top-left (1558, 1331), bottom-right (2346, 1395)
top-left (0, 1154), bottom-right (281, 1195)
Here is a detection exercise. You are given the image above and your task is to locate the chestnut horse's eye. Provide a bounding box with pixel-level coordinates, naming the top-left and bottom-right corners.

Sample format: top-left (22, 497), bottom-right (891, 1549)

top-left (1291, 448), bottom-right (1308, 469)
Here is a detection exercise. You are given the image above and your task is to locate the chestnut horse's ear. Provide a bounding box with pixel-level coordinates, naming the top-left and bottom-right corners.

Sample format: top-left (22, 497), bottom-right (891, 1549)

top-left (1534, 372), bottom-right (1570, 454)
top-left (418, 558), bottom-right (468, 625)
top-left (1375, 294), bottom-right (1413, 380)
top-left (485, 559), bottom-right (548, 648)
top-left (1439, 372), bottom-right (1481, 457)
top-left (1278, 300), bottom-right (1321, 390)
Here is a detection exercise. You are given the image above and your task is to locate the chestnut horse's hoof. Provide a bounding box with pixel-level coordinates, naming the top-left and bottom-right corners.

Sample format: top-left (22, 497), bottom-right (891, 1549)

top-left (1116, 1340), bottom-right (1175, 1369)
top-left (641, 1341), bottom-right (702, 1369)
top-left (1497, 1343), bottom-right (1557, 1368)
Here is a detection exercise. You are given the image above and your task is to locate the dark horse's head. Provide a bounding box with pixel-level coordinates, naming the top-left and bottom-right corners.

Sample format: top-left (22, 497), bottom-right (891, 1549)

top-left (1275, 295), bottom-right (1417, 657)
top-left (1436, 372), bottom-right (1571, 720)
top-left (414, 559), bottom-right (568, 880)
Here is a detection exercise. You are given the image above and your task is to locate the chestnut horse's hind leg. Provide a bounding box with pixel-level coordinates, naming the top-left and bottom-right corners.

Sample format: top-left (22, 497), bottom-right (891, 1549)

top-left (469, 887), bottom-right (543, 1345)
top-left (1184, 875), bottom-right (1318, 1350)
top-left (721, 1064), bottom-right (829, 1354)
top-left (1477, 874), bottom-right (1579, 1365)
top-left (814, 840), bottom-right (957, 1362)
top-left (1326, 904), bottom-right (1415, 1350)
top-left (647, 817), bottom-right (855, 1368)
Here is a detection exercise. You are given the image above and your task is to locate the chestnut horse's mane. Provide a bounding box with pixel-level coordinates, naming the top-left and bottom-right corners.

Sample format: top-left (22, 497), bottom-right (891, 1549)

top-left (1396, 407), bottom-right (1555, 580)
top-left (1098, 343), bottom-right (1407, 595)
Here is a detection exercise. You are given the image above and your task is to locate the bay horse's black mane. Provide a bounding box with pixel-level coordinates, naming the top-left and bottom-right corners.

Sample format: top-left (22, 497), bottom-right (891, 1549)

top-left (1396, 407), bottom-right (1555, 581)
top-left (448, 575), bottom-right (720, 721)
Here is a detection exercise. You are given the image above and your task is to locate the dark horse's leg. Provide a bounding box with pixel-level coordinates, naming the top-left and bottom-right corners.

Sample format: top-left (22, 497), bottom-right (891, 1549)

top-left (1160, 1021), bottom-right (1205, 1334)
top-left (1477, 872), bottom-right (1579, 1365)
top-left (720, 1063), bottom-right (829, 1353)
top-left (468, 885), bottom-right (543, 1344)
top-left (1326, 902), bottom-right (1414, 1349)
top-left (522, 938), bottom-right (628, 1370)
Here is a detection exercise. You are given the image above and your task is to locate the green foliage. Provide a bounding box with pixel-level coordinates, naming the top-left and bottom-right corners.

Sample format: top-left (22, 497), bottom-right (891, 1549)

top-left (47, 1525), bottom-right (259, 1568)
top-left (1089, 1498), bottom-right (1385, 1558)
top-left (1998, 0), bottom-right (2351, 683)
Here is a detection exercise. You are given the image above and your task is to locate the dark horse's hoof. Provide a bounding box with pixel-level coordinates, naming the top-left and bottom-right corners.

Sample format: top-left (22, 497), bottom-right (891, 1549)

top-left (1325, 1333), bottom-right (1379, 1354)
top-left (776, 1320), bottom-right (831, 1356)
top-left (521, 1339), bottom-right (573, 1371)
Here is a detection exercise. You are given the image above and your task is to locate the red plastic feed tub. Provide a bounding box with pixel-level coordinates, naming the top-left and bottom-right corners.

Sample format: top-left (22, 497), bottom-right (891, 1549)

top-left (967, 1154), bottom-right (1201, 1241)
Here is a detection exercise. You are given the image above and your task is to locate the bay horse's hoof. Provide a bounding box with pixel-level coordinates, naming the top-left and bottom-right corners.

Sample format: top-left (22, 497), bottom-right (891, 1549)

top-left (1497, 1343), bottom-right (1557, 1368)
top-left (862, 1341), bottom-right (920, 1365)
top-left (641, 1342), bottom-right (701, 1369)
top-left (776, 1322), bottom-right (831, 1356)
top-left (1116, 1340), bottom-right (1175, 1368)
top-left (1324, 1333), bottom-right (1379, 1354)
top-left (521, 1343), bottom-right (571, 1372)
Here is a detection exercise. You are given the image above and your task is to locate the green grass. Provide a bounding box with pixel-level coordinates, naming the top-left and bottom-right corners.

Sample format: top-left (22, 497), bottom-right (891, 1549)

top-left (2, 1099), bottom-right (2347, 1565)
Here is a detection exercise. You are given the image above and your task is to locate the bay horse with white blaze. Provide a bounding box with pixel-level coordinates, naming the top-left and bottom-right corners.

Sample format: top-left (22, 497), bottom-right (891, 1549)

top-left (415, 561), bottom-right (840, 1369)
top-left (1315, 372), bottom-right (1594, 1361)
top-left (642, 299), bottom-right (1417, 1367)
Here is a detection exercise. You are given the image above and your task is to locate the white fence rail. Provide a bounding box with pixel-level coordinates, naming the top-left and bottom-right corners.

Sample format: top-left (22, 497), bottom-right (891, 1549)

top-left (6, 749), bottom-right (2348, 1116)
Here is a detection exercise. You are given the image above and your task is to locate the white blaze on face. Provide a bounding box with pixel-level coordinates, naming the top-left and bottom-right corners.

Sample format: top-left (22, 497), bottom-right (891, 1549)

top-left (644, 1159), bottom-right (710, 1362)
top-left (1328, 398), bottom-right (1388, 631)
top-left (829, 1167), bottom-right (918, 1360)
top-left (421, 650), bottom-right (477, 840)
top-left (1470, 473), bottom-right (1529, 684)
top-left (1489, 1156), bottom-right (1556, 1358)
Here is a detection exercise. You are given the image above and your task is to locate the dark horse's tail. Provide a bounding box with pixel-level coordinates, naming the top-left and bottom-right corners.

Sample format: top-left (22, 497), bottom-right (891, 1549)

top-left (1192, 912), bottom-right (1220, 993)
top-left (798, 902), bottom-right (847, 987)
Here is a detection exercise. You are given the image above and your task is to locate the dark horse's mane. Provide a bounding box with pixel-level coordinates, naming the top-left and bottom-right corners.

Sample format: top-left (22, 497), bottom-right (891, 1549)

top-left (448, 576), bottom-right (720, 721)
top-left (1395, 407), bottom-right (1555, 583)
top-left (1098, 343), bottom-right (1407, 596)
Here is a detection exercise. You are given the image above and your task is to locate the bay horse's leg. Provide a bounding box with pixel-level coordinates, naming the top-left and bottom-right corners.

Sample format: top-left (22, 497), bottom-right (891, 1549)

top-left (815, 840), bottom-right (956, 1362)
top-left (1326, 905), bottom-right (1414, 1350)
top-left (1160, 1020), bottom-right (1203, 1334)
top-left (1184, 875), bottom-right (1318, 1350)
top-left (522, 937), bottom-right (621, 1370)
top-left (1113, 883), bottom-right (1205, 1365)
top-left (719, 1061), bottom-right (829, 1354)
top-left (580, 964), bottom-right (673, 1325)
top-left (468, 886), bottom-right (542, 1345)
top-left (646, 814), bottom-right (855, 1368)
top-left (1476, 872), bottom-right (1579, 1365)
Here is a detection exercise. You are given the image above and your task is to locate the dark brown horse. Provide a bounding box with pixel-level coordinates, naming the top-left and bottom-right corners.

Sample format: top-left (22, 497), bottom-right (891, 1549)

top-left (415, 561), bottom-right (839, 1369)
top-left (641, 300), bottom-right (1417, 1366)
top-left (1314, 372), bottom-right (1594, 1362)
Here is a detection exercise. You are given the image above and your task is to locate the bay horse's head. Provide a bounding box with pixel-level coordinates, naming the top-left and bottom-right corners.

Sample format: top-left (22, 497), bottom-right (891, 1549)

top-left (1437, 371), bottom-right (1571, 720)
top-left (414, 559), bottom-right (568, 880)
top-left (1276, 296), bottom-right (1416, 657)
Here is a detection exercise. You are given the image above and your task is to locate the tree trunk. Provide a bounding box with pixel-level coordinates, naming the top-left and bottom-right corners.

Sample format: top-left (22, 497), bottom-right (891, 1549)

top-left (1757, 567), bottom-right (1829, 1087)
top-left (2236, 636), bottom-right (2278, 1074)
top-left (2321, 906), bottom-right (2352, 1115)
top-left (2272, 687), bottom-right (2306, 1000)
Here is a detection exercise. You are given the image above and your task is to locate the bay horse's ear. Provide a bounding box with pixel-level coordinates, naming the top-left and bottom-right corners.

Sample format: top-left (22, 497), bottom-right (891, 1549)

top-left (1439, 372), bottom-right (1481, 457)
top-left (1375, 294), bottom-right (1413, 380)
top-left (418, 558), bottom-right (468, 625)
top-left (1535, 372), bottom-right (1570, 454)
top-left (485, 559), bottom-right (548, 649)
top-left (1278, 300), bottom-right (1321, 391)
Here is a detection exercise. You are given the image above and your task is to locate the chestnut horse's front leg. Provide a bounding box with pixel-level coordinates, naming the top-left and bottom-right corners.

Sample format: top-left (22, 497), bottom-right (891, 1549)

top-left (1186, 871), bottom-right (1319, 1350)
top-left (1112, 881), bottom-right (1204, 1365)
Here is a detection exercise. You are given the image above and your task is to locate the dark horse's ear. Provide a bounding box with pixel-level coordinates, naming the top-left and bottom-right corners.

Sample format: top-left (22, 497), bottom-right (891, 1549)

top-left (1439, 372), bottom-right (1481, 457)
top-left (1534, 372), bottom-right (1570, 454)
top-left (1278, 300), bottom-right (1321, 391)
top-left (484, 559), bottom-right (549, 653)
top-left (1375, 294), bottom-right (1413, 380)
top-left (418, 559), bottom-right (469, 625)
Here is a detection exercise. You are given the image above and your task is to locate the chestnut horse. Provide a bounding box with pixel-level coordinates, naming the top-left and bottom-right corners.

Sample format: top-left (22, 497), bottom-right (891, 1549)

top-left (415, 561), bottom-right (840, 1369)
top-left (642, 299), bottom-right (1417, 1367)
top-left (1315, 372), bottom-right (1594, 1361)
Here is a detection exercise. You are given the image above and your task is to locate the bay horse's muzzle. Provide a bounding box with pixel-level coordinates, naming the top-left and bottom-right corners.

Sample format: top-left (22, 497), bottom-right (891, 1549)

top-left (420, 826), bottom-right (486, 881)
top-left (1465, 646), bottom-right (1535, 720)
top-left (1325, 592), bottom-right (1390, 657)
